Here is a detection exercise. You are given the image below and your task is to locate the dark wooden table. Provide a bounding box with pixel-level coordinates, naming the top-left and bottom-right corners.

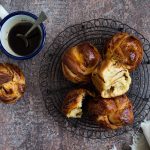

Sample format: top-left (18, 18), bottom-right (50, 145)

top-left (0, 0), bottom-right (150, 150)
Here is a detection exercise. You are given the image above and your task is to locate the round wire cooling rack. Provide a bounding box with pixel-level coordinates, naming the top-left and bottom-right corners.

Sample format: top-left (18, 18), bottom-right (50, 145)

top-left (39, 18), bottom-right (150, 139)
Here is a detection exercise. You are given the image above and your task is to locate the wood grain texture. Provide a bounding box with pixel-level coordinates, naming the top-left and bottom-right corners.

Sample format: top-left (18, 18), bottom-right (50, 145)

top-left (0, 0), bottom-right (150, 150)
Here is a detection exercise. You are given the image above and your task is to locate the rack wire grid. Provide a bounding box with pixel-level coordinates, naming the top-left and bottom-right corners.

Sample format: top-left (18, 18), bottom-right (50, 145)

top-left (39, 18), bottom-right (150, 139)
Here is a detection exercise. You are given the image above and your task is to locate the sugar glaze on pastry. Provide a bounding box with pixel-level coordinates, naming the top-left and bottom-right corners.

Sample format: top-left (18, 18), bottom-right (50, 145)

top-left (0, 63), bottom-right (25, 104)
top-left (62, 42), bottom-right (101, 83)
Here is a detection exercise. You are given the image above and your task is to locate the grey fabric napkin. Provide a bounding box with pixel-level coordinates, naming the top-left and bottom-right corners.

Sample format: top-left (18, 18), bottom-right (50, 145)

top-left (110, 120), bottom-right (150, 150)
top-left (130, 120), bottom-right (150, 150)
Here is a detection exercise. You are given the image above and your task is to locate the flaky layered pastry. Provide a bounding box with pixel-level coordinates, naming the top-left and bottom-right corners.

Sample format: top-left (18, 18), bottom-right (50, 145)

top-left (0, 63), bottom-right (25, 104)
top-left (88, 95), bottom-right (134, 129)
top-left (62, 89), bottom-right (94, 118)
top-left (92, 59), bottom-right (131, 98)
top-left (62, 42), bottom-right (101, 83)
top-left (106, 32), bottom-right (143, 71)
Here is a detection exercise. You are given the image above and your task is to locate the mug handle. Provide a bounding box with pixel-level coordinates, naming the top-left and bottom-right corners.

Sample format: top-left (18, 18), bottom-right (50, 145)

top-left (0, 5), bottom-right (9, 52)
top-left (0, 5), bottom-right (9, 20)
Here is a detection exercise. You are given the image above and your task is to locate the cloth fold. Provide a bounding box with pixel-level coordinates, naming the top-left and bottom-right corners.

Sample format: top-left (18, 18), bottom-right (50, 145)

top-left (110, 120), bottom-right (150, 150)
top-left (130, 132), bottom-right (149, 150)
top-left (141, 120), bottom-right (150, 147)
top-left (130, 120), bottom-right (150, 150)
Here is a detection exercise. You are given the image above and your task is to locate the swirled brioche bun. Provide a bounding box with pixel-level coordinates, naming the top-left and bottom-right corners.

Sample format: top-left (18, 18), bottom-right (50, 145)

top-left (62, 88), bottom-right (95, 118)
top-left (106, 32), bottom-right (143, 71)
top-left (0, 63), bottom-right (25, 104)
top-left (88, 95), bottom-right (134, 129)
top-left (92, 59), bottom-right (131, 98)
top-left (62, 42), bottom-right (102, 83)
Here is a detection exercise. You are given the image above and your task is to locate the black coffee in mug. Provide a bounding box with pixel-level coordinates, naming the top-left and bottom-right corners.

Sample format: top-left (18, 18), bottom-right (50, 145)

top-left (8, 22), bottom-right (42, 56)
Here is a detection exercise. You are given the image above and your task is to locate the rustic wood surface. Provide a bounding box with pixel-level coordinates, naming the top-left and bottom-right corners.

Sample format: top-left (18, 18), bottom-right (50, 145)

top-left (0, 0), bottom-right (150, 150)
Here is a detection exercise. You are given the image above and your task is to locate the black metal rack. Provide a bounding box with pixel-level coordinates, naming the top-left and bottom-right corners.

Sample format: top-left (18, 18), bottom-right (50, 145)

top-left (39, 18), bottom-right (150, 139)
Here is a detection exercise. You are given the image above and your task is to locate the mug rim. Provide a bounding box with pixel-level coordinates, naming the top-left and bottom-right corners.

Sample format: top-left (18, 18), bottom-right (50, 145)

top-left (0, 11), bottom-right (46, 60)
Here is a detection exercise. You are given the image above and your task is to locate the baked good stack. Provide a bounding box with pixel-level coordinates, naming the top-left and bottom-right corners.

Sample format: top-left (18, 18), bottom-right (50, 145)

top-left (61, 32), bottom-right (143, 130)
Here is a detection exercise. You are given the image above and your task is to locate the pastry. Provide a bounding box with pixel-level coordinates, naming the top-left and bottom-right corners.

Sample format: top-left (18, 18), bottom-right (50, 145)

top-left (92, 59), bottom-right (131, 98)
top-left (62, 88), bottom-right (94, 118)
top-left (62, 42), bottom-right (101, 83)
top-left (106, 32), bottom-right (143, 71)
top-left (88, 95), bottom-right (134, 129)
top-left (0, 63), bottom-right (25, 104)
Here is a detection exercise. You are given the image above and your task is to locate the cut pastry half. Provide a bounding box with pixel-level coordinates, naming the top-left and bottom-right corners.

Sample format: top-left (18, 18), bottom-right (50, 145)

top-left (62, 88), bottom-right (95, 118)
top-left (92, 59), bottom-right (131, 98)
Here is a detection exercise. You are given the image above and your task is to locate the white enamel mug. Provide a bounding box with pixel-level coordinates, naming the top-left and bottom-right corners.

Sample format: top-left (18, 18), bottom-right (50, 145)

top-left (0, 5), bottom-right (46, 60)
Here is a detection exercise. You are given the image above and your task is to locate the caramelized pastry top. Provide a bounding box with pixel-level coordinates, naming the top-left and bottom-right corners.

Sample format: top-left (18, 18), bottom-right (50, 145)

top-left (62, 42), bottom-right (101, 83)
top-left (0, 63), bottom-right (25, 104)
top-left (106, 32), bottom-right (143, 71)
top-left (88, 95), bottom-right (134, 129)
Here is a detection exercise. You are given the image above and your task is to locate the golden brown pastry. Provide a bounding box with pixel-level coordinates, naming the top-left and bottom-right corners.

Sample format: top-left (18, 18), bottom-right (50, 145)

top-left (0, 63), bottom-right (25, 104)
top-left (62, 42), bottom-right (101, 83)
top-left (62, 88), bottom-right (94, 118)
top-left (92, 59), bottom-right (131, 98)
top-left (106, 32), bottom-right (143, 71)
top-left (88, 95), bottom-right (134, 129)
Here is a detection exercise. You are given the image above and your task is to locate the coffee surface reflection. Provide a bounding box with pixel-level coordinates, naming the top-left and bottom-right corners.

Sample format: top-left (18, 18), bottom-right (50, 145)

top-left (8, 22), bottom-right (42, 56)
